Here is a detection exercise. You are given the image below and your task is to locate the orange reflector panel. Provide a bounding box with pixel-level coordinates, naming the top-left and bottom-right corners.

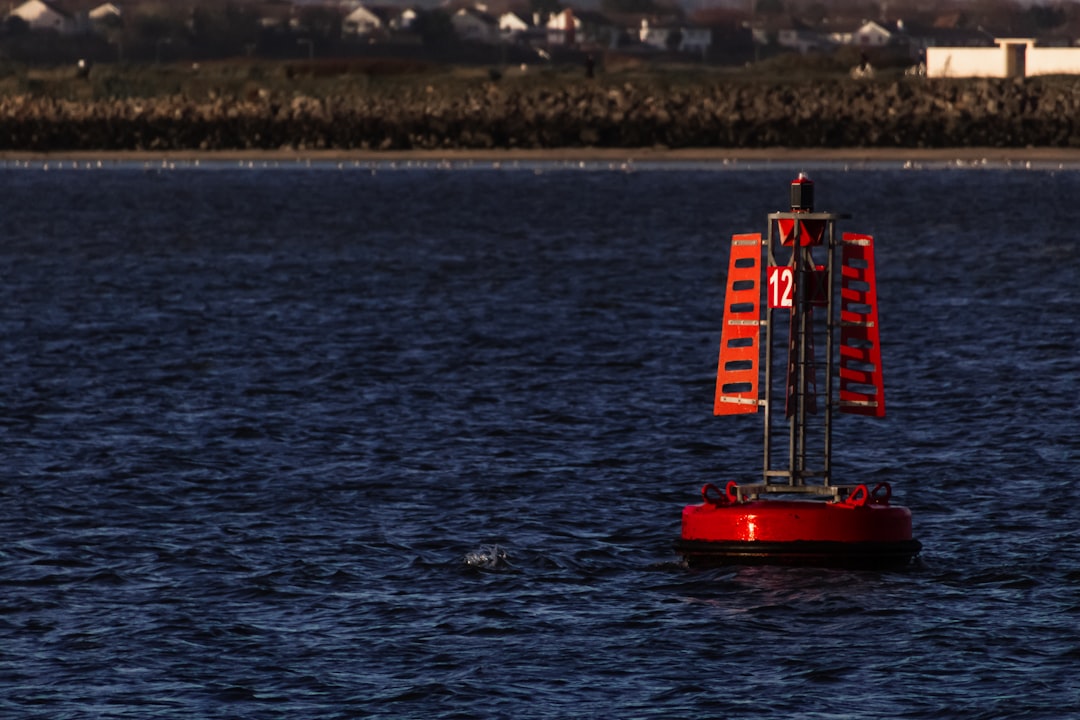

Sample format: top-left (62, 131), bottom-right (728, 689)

top-left (714, 233), bottom-right (761, 415)
top-left (839, 233), bottom-right (885, 417)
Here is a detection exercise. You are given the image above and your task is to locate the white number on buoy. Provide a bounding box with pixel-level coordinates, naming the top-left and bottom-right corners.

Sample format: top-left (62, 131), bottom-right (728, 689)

top-left (767, 266), bottom-right (793, 309)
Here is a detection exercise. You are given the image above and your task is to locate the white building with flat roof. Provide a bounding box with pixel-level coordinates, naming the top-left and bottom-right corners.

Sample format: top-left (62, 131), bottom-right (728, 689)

top-left (927, 38), bottom-right (1080, 78)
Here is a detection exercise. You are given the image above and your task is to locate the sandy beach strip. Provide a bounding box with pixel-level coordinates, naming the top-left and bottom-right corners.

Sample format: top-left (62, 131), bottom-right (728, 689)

top-left (3, 146), bottom-right (1080, 165)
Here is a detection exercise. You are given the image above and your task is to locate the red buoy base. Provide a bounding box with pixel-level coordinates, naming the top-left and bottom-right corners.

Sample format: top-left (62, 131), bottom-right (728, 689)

top-left (677, 486), bottom-right (920, 569)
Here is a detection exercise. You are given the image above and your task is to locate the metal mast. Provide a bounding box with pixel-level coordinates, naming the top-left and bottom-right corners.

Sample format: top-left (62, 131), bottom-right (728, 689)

top-left (714, 175), bottom-right (885, 503)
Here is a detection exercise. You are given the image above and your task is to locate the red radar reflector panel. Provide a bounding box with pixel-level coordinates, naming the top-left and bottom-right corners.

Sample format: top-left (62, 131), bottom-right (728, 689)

top-left (714, 233), bottom-right (762, 415)
top-left (839, 233), bottom-right (885, 417)
top-left (777, 218), bottom-right (826, 247)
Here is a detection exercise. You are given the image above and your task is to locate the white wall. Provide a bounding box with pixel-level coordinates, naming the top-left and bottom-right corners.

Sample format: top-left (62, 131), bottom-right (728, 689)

top-left (926, 47), bottom-right (1007, 77)
top-left (927, 41), bottom-right (1080, 77)
top-left (1026, 48), bottom-right (1080, 76)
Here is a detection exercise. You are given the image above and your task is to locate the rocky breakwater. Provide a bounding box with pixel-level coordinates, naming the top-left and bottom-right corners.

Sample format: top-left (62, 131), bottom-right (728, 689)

top-left (3, 76), bottom-right (1080, 151)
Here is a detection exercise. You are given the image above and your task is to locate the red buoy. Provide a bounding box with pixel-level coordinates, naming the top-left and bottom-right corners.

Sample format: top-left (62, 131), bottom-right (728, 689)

top-left (677, 176), bottom-right (921, 569)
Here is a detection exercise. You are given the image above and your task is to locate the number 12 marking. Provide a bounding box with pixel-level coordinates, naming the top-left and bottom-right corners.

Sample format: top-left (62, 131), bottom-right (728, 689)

top-left (767, 266), bottom-right (793, 308)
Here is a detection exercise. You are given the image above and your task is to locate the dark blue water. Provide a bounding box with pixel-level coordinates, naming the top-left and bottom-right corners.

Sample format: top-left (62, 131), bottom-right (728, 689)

top-left (1, 160), bottom-right (1077, 719)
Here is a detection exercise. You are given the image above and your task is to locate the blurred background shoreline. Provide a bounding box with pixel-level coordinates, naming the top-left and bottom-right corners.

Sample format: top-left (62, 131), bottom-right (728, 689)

top-left (4, 146), bottom-right (1080, 163)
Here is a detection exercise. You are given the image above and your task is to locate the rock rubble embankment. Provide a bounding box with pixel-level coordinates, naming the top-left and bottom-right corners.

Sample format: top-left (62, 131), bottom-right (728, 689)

top-left (3, 77), bottom-right (1079, 151)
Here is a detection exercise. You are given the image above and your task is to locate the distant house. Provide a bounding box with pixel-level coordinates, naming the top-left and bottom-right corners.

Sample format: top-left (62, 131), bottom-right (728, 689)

top-left (258, 4), bottom-right (296, 32)
top-left (395, 8), bottom-right (417, 32)
top-left (638, 18), bottom-right (669, 48)
top-left (828, 20), bottom-right (898, 47)
top-left (547, 9), bottom-right (617, 47)
top-left (499, 11), bottom-right (531, 40)
top-left (331, 3), bottom-right (420, 38)
top-left (343, 5), bottom-right (384, 37)
top-left (754, 20), bottom-right (827, 53)
top-left (546, 8), bottom-right (578, 46)
top-left (8, 0), bottom-right (80, 35)
top-left (452, 7), bottom-right (499, 43)
top-left (638, 19), bottom-right (712, 54)
top-left (88, 3), bottom-right (121, 24)
top-left (575, 10), bottom-right (619, 48)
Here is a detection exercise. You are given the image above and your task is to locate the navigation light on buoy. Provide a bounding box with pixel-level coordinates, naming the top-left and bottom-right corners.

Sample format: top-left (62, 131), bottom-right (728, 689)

top-left (676, 177), bottom-right (921, 569)
top-left (790, 172), bottom-right (814, 212)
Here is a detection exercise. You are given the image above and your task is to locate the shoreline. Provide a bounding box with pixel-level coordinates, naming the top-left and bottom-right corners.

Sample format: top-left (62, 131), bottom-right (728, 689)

top-left (4, 147), bottom-right (1080, 165)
